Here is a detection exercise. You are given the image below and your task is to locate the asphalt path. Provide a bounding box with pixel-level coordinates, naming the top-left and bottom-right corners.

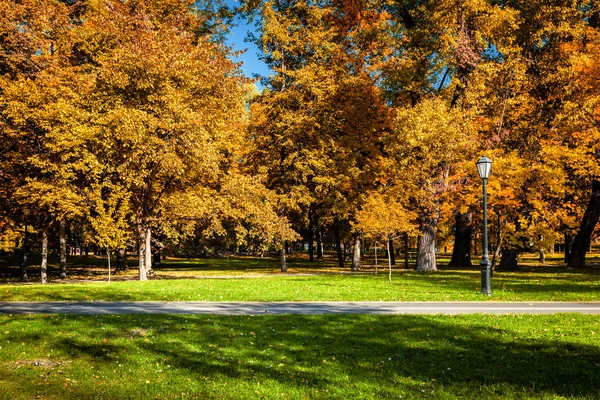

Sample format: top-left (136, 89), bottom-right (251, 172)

top-left (1, 301), bottom-right (600, 315)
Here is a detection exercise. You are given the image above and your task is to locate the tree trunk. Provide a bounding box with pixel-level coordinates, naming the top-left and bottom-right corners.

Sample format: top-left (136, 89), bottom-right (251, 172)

top-left (351, 233), bottom-right (361, 271)
top-left (564, 233), bottom-right (575, 264)
top-left (490, 234), bottom-right (504, 274)
top-left (569, 180), bottom-right (600, 268)
top-left (145, 226), bottom-right (153, 276)
top-left (41, 230), bottom-right (48, 284)
top-left (316, 227), bottom-right (323, 260)
top-left (416, 220), bottom-right (437, 271)
top-left (490, 215), bottom-right (504, 273)
top-left (137, 218), bottom-right (147, 281)
top-left (280, 242), bottom-right (287, 272)
top-left (403, 233), bottom-right (410, 269)
top-left (539, 248), bottom-right (545, 263)
top-left (361, 238), bottom-right (366, 260)
top-left (153, 249), bottom-right (161, 268)
top-left (19, 222), bottom-right (29, 282)
top-left (116, 248), bottom-right (127, 271)
top-left (308, 216), bottom-right (315, 262)
top-left (388, 238), bottom-right (396, 265)
top-left (59, 220), bottom-right (67, 279)
top-left (387, 239), bottom-right (392, 284)
top-left (334, 222), bottom-right (344, 269)
top-left (107, 250), bottom-right (112, 284)
top-left (374, 241), bottom-right (378, 273)
top-left (498, 249), bottom-right (518, 271)
top-left (449, 212), bottom-right (472, 267)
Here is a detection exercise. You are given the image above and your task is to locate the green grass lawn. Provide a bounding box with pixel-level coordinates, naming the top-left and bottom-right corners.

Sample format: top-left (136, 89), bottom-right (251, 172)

top-left (5, 251), bottom-right (599, 278)
top-left (0, 271), bottom-right (599, 302)
top-left (1, 254), bottom-right (599, 302)
top-left (1, 255), bottom-right (599, 399)
top-left (1, 314), bottom-right (598, 399)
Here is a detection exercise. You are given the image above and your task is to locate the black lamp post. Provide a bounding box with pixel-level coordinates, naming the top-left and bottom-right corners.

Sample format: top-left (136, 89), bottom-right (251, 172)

top-left (476, 156), bottom-right (492, 296)
top-left (20, 208), bottom-right (30, 282)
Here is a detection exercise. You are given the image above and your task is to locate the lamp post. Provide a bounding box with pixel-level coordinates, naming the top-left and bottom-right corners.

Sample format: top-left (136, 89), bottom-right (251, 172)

top-left (476, 156), bottom-right (492, 296)
top-left (20, 208), bottom-right (30, 282)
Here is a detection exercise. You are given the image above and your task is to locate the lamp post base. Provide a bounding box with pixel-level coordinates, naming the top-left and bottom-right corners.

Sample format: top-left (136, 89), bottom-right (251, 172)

top-left (480, 259), bottom-right (491, 296)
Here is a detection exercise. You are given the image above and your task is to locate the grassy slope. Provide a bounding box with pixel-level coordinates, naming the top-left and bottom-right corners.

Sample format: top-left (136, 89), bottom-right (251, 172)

top-left (1, 314), bottom-right (599, 399)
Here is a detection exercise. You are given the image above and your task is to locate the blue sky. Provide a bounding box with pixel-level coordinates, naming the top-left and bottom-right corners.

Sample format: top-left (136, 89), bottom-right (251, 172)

top-left (224, 2), bottom-right (270, 84)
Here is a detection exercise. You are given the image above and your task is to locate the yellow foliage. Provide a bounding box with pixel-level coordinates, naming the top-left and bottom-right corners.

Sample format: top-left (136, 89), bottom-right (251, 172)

top-left (354, 192), bottom-right (416, 241)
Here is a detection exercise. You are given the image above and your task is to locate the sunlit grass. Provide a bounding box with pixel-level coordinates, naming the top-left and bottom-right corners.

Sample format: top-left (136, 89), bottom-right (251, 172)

top-left (1, 253), bottom-right (599, 302)
top-left (2, 254), bottom-right (599, 398)
top-left (0, 314), bottom-right (598, 399)
top-left (0, 269), bottom-right (599, 302)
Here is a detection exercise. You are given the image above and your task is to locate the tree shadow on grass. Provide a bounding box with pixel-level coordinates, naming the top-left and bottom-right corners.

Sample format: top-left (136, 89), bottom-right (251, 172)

top-left (2, 314), bottom-right (599, 399)
top-left (0, 255), bottom-right (344, 284)
top-left (155, 256), bottom-right (341, 274)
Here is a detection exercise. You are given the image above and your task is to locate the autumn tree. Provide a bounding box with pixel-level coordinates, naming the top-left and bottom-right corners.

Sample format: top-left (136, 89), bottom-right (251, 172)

top-left (67, 0), bottom-right (250, 280)
top-left (159, 173), bottom-right (299, 267)
top-left (0, 0), bottom-right (87, 282)
top-left (87, 181), bottom-right (132, 273)
top-left (546, 22), bottom-right (600, 267)
top-left (465, 0), bottom-right (596, 269)
top-left (354, 192), bottom-right (415, 282)
top-left (244, 0), bottom-right (391, 270)
top-left (379, 0), bottom-right (598, 272)
top-left (387, 98), bottom-right (477, 271)
top-left (375, 0), bottom-right (520, 270)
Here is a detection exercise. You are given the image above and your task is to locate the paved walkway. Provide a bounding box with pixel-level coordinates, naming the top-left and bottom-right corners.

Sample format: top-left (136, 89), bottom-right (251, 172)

top-left (1, 301), bottom-right (600, 315)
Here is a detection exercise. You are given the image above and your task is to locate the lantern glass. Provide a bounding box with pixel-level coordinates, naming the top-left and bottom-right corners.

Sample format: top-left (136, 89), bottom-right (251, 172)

top-left (476, 156), bottom-right (492, 180)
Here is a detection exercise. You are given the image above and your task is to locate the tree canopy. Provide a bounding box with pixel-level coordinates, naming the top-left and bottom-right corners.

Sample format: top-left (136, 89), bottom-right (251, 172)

top-left (2, 0), bottom-right (600, 280)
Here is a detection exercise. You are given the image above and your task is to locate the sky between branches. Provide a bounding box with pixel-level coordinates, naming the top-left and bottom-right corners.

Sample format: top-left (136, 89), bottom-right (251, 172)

top-left (225, 0), bottom-right (270, 86)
